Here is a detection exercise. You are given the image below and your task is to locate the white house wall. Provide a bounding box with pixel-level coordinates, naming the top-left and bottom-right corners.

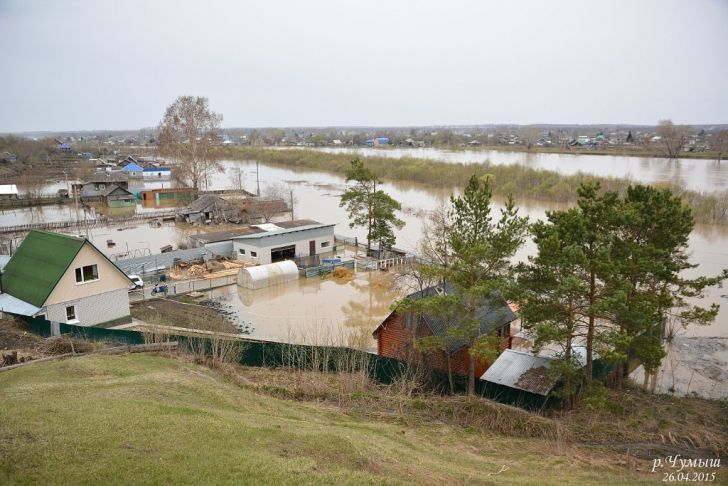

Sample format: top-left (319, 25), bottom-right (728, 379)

top-left (233, 227), bottom-right (335, 265)
top-left (44, 288), bottom-right (131, 326)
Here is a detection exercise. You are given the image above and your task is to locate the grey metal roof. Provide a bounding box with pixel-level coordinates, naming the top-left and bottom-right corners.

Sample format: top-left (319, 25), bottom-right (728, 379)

top-left (405, 284), bottom-right (516, 351)
top-left (0, 292), bottom-right (41, 316)
top-left (101, 184), bottom-right (133, 197)
top-left (231, 222), bottom-right (334, 240)
top-left (480, 349), bottom-right (556, 396)
top-left (114, 247), bottom-right (222, 275)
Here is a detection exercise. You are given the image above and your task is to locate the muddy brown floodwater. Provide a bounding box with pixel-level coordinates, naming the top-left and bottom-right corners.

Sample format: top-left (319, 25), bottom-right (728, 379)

top-left (202, 270), bottom-right (397, 352)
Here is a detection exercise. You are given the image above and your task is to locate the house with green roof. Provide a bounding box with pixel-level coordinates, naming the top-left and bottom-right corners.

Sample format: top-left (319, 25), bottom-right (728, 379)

top-left (0, 231), bottom-right (133, 327)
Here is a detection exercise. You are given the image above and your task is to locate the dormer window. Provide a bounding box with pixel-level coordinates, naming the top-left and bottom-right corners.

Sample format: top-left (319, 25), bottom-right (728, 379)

top-left (75, 264), bottom-right (99, 283)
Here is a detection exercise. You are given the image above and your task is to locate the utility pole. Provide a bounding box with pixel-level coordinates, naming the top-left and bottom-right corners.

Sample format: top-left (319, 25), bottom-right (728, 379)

top-left (289, 190), bottom-right (294, 220)
top-left (256, 161), bottom-right (260, 197)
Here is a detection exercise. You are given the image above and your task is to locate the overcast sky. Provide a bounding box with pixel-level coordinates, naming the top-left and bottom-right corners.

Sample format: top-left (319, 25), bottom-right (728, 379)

top-left (1, 0), bottom-right (727, 132)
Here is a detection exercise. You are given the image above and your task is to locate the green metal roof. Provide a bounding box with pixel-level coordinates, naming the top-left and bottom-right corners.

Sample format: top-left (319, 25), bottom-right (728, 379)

top-left (1, 230), bottom-right (86, 307)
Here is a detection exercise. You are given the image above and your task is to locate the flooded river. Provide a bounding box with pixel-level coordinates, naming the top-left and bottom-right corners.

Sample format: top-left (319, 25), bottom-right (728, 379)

top-left (308, 147), bottom-right (728, 193)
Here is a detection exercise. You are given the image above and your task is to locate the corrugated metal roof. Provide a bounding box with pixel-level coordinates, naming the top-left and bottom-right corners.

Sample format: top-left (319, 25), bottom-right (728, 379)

top-left (480, 349), bottom-right (556, 396)
top-left (231, 223), bottom-right (334, 240)
top-left (0, 292), bottom-right (41, 316)
top-left (114, 246), bottom-right (228, 275)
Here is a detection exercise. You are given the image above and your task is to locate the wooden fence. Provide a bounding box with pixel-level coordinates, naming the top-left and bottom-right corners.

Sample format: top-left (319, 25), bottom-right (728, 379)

top-left (0, 210), bottom-right (178, 234)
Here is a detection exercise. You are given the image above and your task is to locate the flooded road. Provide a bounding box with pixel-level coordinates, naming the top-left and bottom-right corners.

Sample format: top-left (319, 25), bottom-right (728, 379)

top-left (305, 147), bottom-right (728, 193)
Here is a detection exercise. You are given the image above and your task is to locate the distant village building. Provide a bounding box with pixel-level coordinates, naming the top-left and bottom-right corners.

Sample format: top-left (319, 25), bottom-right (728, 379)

top-left (142, 167), bottom-right (171, 178)
top-left (366, 137), bottom-right (390, 146)
top-left (76, 173), bottom-right (130, 200)
top-left (102, 185), bottom-right (136, 208)
top-left (1, 152), bottom-right (17, 163)
top-left (177, 195), bottom-right (242, 224)
top-left (0, 184), bottom-right (19, 199)
top-left (0, 231), bottom-right (133, 326)
top-left (373, 285), bottom-right (517, 379)
top-left (120, 161), bottom-right (144, 178)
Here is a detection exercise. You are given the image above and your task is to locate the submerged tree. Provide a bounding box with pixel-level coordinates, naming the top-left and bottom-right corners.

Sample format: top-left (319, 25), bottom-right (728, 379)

top-left (158, 96), bottom-right (223, 190)
top-left (517, 182), bottom-right (727, 391)
top-left (339, 159), bottom-right (404, 255)
top-left (602, 185), bottom-right (727, 385)
top-left (656, 119), bottom-right (690, 159)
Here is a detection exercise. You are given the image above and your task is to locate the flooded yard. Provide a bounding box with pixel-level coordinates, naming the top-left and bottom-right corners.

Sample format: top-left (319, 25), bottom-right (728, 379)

top-left (200, 270), bottom-right (397, 352)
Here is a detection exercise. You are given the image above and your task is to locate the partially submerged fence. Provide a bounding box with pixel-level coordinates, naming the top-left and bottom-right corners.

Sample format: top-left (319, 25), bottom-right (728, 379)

top-left (0, 210), bottom-right (177, 234)
top-left (128, 275), bottom-right (238, 302)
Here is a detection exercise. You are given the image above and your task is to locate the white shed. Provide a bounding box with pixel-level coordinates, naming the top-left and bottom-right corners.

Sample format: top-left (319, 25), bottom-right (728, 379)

top-left (237, 260), bottom-right (299, 290)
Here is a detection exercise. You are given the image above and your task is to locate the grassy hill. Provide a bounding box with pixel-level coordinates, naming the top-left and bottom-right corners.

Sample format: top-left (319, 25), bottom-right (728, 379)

top-left (0, 353), bottom-right (681, 485)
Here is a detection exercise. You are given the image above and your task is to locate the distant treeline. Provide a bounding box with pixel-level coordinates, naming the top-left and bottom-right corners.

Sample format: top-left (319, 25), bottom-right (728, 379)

top-left (227, 147), bottom-right (728, 225)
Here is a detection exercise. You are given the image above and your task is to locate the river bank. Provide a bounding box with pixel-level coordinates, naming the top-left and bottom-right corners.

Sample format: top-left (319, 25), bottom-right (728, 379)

top-left (225, 147), bottom-right (728, 225)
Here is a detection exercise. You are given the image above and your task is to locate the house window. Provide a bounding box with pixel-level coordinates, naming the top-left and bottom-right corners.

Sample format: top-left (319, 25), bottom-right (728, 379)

top-left (321, 241), bottom-right (330, 248)
top-left (239, 248), bottom-right (246, 255)
top-left (250, 251), bottom-right (257, 257)
top-left (65, 305), bottom-right (77, 322)
top-left (75, 264), bottom-right (99, 283)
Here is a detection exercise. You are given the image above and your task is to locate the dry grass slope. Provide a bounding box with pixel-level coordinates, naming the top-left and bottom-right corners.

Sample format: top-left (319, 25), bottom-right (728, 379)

top-left (0, 353), bottom-right (673, 485)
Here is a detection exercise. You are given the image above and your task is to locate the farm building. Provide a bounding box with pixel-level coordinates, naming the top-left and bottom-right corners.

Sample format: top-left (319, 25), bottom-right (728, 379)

top-left (143, 167), bottom-right (172, 178)
top-left (0, 231), bottom-right (133, 327)
top-left (102, 184), bottom-right (136, 207)
top-left (177, 195), bottom-right (242, 224)
top-left (373, 285), bottom-right (517, 379)
top-left (232, 220), bottom-right (335, 265)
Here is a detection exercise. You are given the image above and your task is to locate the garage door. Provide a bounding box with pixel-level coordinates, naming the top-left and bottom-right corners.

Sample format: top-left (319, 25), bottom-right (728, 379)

top-left (271, 245), bottom-right (296, 263)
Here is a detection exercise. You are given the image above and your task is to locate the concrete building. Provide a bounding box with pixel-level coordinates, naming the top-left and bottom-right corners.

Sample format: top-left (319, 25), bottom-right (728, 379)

top-left (232, 220), bottom-right (335, 265)
top-left (0, 231), bottom-right (133, 326)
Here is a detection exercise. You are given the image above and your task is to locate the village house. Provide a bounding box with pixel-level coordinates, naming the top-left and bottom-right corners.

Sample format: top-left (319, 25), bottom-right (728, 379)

top-left (102, 184), bottom-right (136, 208)
top-left (0, 231), bottom-right (133, 327)
top-left (76, 173), bottom-right (130, 200)
top-left (373, 285), bottom-right (517, 378)
top-left (120, 161), bottom-right (144, 178)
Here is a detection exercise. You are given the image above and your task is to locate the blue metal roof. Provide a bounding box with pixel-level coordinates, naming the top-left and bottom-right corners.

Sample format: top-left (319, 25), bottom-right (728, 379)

top-left (121, 162), bottom-right (144, 172)
top-left (143, 167), bottom-right (171, 172)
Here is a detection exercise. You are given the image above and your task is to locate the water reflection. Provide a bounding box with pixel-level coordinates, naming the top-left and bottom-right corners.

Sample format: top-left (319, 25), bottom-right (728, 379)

top-left (306, 147), bottom-right (728, 193)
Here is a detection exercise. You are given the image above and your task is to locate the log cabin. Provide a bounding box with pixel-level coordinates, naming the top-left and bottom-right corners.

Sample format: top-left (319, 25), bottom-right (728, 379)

top-left (373, 285), bottom-right (517, 378)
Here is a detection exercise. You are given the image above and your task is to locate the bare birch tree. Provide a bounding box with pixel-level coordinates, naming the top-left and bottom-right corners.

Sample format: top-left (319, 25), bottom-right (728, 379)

top-left (158, 96), bottom-right (223, 190)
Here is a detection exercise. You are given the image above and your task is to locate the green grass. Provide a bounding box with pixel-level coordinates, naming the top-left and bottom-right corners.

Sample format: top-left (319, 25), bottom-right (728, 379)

top-left (0, 354), bottom-right (663, 485)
